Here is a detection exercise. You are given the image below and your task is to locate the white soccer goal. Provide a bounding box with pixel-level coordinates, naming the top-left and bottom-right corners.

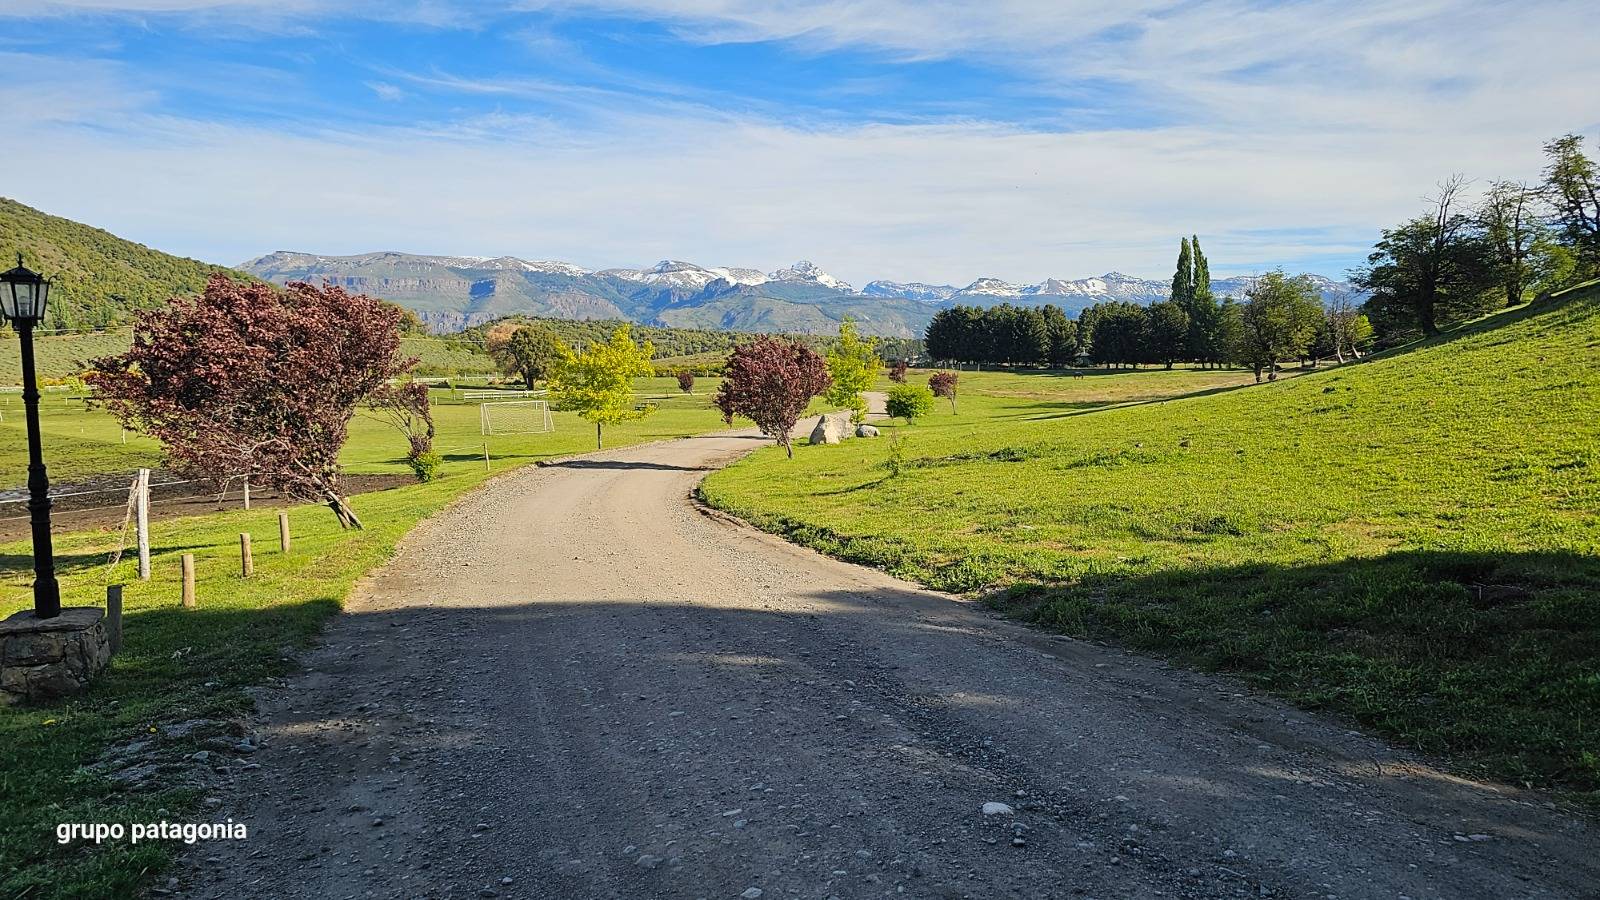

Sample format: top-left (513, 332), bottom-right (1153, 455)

top-left (480, 400), bottom-right (554, 435)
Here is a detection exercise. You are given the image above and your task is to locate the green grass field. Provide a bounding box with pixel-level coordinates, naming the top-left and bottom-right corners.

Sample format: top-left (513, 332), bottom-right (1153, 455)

top-left (700, 285), bottom-right (1600, 797)
top-left (0, 330), bottom-right (499, 385)
top-left (0, 377), bottom-right (727, 898)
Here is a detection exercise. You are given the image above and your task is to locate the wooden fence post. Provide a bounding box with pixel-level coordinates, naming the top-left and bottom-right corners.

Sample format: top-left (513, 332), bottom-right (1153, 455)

top-left (105, 585), bottom-right (123, 654)
top-left (242, 476), bottom-right (251, 510)
top-left (181, 554), bottom-right (196, 608)
top-left (278, 512), bottom-right (291, 554)
top-left (136, 468), bottom-right (151, 581)
top-left (239, 533), bottom-right (253, 578)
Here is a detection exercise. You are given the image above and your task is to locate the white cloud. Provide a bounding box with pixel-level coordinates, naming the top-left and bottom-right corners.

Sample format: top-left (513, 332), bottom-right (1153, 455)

top-left (365, 80), bottom-right (406, 101)
top-left (4, 0), bottom-right (1597, 284)
top-left (7, 100), bottom-right (1564, 286)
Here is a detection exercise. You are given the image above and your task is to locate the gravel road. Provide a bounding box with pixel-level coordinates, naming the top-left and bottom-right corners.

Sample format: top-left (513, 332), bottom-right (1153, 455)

top-left (182, 420), bottom-right (1596, 900)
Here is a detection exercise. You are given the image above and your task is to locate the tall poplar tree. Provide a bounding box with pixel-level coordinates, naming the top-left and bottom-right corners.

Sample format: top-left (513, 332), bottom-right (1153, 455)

top-left (1188, 235), bottom-right (1223, 367)
top-left (1191, 235), bottom-right (1211, 303)
top-left (1170, 237), bottom-right (1194, 308)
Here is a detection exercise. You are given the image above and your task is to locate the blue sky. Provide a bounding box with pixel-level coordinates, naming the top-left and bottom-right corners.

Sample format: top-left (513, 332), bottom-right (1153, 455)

top-left (4, 0), bottom-right (1597, 286)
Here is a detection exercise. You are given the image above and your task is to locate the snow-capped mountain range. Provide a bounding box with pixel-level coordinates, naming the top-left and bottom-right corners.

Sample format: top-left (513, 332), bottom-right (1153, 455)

top-left (240, 251), bottom-right (1356, 337)
top-left (866, 271), bottom-right (1352, 304)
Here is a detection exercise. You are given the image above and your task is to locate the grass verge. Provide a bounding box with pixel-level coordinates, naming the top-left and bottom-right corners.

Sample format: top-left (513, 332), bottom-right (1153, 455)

top-left (700, 287), bottom-right (1600, 800)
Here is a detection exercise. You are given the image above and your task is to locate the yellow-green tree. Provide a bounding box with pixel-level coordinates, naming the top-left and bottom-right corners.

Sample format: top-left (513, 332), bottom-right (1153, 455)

top-left (549, 324), bottom-right (656, 449)
top-left (824, 316), bottom-right (879, 424)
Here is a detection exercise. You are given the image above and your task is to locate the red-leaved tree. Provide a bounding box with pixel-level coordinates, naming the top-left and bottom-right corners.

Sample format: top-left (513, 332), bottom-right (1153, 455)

top-left (89, 276), bottom-right (416, 528)
top-left (676, 370), bottom-right (696, 393)
top-left (713, 336), bottom-right (831, 458)
top-left (929, 370), bottom-right (959, 413)
top-left (888, 359), bottom-right (909, 383)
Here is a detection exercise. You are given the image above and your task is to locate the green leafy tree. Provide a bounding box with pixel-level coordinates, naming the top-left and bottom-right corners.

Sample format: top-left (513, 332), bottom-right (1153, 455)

top-left (1188, 235), bottom-right (1224, 367)
top-left (1479, 180), bottom-right (1543, 308)
top-left (1144, 301), bottom-right (1190, 369)
top-left (496, 324), bottom-right (565, 389)
top-left (825, 316), bottom-right (880, 424)
top-left (1541, 133), bottom-right (1600, 279)
top-left (1323, 289), bottom-right (1372, 363)
top-left (1191, 234), bottom-right (1211, 302)
top-left (886, 383), bottom-right (934, 424)
top-left (1356, 176), bottom-right (1496, 340)
top-left (549, 324), bottom-right (656, 449)
top-left (1231, 271), bottom-right (1325, 381)
top-left (1170, 237), bottom-right (1194, 308)
top-left (1528, 234), bottom-right (1581, 297)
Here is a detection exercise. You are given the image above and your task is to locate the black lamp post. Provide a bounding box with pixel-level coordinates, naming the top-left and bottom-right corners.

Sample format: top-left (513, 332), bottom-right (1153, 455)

top-left (1, 254), bottom-right (60, 619)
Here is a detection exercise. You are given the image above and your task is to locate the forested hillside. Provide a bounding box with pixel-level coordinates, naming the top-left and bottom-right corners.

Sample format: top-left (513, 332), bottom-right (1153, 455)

top-left (0, 198), bottom-right (244, 330)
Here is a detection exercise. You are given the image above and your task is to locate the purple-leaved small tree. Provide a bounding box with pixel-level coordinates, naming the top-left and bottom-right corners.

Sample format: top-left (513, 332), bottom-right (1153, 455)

top-left (714, 336), bottom-right (832, 458)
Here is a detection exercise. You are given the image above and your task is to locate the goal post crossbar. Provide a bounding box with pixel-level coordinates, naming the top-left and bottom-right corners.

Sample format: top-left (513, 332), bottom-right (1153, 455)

top-left (479, 400), bottom-right (554, 435)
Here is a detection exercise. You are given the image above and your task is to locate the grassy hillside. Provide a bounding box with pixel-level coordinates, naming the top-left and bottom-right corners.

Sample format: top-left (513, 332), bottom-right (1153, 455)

top-left (0, 198), bottom-right (242, 330)
top-left (700, 284), bottom-right (1600, 795)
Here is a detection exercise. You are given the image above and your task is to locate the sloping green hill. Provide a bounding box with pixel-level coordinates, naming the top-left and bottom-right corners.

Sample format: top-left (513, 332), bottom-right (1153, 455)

top-left (701, 283), bottom-right (1600, 794)
top-left (0, 197), bottom-right (241, 329)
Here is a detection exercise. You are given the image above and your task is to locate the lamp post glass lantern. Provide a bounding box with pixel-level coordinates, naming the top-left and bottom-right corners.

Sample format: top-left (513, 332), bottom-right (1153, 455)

top-left (1, 253), bottom-right (61, 619)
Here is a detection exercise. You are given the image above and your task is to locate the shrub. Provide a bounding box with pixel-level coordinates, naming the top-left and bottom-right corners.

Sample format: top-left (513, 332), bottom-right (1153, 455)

top-left (408, 450), bottom-right (442, 483)
top-left (886, 383), bottom-right (935, 423)
top-left (884, 432), bottom-right (909, 478)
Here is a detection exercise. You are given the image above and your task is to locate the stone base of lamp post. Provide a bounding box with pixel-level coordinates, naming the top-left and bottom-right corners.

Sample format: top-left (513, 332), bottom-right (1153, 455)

top-left (0, 608), bottom-right (112, 705)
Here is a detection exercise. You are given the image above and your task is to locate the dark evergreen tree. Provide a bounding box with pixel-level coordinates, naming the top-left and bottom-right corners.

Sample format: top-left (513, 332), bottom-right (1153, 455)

top-left (1041, 304), bottom-right (1077, 368)
top-left (923, 307), bottom-right (962, 364)
top-left (1084, 301), bottom-right (1148, 369)
top-left (1144, 301), bottom-right (1190, 369)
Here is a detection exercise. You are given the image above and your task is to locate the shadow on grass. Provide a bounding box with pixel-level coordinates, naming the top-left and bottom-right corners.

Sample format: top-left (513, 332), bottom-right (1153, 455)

top-left (0, 596), bottom-right (340, 899)
top-left (999, 548), bottom-right (1600, 792)
top-left (0, 544), bottom-right (216, 579)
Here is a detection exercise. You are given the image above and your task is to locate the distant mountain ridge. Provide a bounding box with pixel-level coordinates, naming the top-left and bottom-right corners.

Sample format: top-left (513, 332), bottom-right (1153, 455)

top-left (241, 251), bottom-right (1361, 337)
top-left (0, 197), bottom-right (1361, 338)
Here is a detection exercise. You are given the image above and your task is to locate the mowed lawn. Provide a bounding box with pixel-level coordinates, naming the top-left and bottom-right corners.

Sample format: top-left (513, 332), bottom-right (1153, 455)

top-left (701, 285), bottom-right (1600, 797)
top-left (0, 377), bottom-right (727, 899)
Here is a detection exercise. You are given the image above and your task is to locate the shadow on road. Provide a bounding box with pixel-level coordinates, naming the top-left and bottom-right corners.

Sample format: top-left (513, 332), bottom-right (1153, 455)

top-left (541, 459), bottom-right (714, 472)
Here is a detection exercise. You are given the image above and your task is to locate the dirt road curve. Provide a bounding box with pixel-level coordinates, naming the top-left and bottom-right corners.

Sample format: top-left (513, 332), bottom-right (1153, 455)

top-left (185, 426), bottom-right (1596, 900)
